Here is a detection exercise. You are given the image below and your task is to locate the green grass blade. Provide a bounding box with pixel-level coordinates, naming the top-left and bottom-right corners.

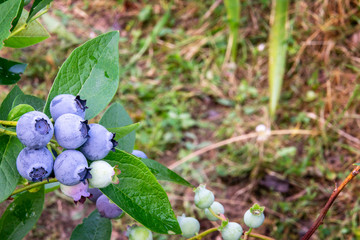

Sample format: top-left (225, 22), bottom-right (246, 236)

top-left (268, 0), bottom-right (289, 119)
top-left (224, 0), bottom-right (241, 62)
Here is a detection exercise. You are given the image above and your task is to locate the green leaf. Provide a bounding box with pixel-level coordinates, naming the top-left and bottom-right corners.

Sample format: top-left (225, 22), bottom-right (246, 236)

top-left (27, 0), bottom-right (53, 22)
top-left (102, 150), bottom-right (181, 234)
top-left (0, 57), bottom-right (27, 85)
top-left (107, 122), bottom-right (140, 141)
top-left (0, 186), bottom-right (45, 239)
top-left (24, 0), bottom-right (31, 6)
top-left (0, 0), bottom-right (21, 49)
top-left (140, 158), bottom-right (193, 188)
top-left (0, 135), bottom-right (23, 203)
top-left (12, 94), bottom-right (45, 111)
top-left (268, 0), bottom-right (289, 119)
top-left (7, 104), bottom-right (34, 121)
top-left (100, 102), bottom-right (135, 153)
top-left (10, 0), bottom-right (24, 31)
top-left (0, 85), bottom-right (24, 120)
top-left (44, 31), bottom-right (120, 120)
top-left (224, 0), bottom-right (241, 62)
top-left (70, 210), bottom-right (112, 240)
top-left (4, 10), bottom-right (50, 48)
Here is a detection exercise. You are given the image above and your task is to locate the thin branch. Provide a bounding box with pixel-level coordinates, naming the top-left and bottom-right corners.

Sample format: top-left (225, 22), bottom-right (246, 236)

top-left (169, 129), bottom-right (316, 170)
top-left (301, 165), bottom-right (360, 240)
top-left (209, 207), bottom-right (227, 222)
top-left (244, 228), bottom-right (253, 240)
top-left (306, 112), bottom-right (360, 147)
top-left (0, 128), bottom-right (17, 136)
top-left (0, 120), bottom-right (17, 126)
top-left (187, 227), bottom-right (218, 240)
top-left (249, 232), bottom-right (275, 240)
top-left (10, 178), bottom-right (58, 197)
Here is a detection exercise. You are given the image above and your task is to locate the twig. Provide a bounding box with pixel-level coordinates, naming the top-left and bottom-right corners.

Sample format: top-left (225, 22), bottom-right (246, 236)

top-left (249, 232), bottom-right (275, 240)
top-left (0, 120), bottom-right (17, 126)
top-left (187, 227), bottom-right (218, 240)
top-left (168, 129), bottom-right (316, 170)
top-left (202, 0), bottom-right (222, 20)
top-left (209, 207), bottom-right (227, 222)
top-left (10, 178), bottom-right (58, 197)
top-left (0, 128), bottom-right (17, 136)
top-left (306, 112), bottom-right (360, 147)
top-left (244, 228), bottom-right (253, 240)
top-left (301, 165), bottom-right (360, 240)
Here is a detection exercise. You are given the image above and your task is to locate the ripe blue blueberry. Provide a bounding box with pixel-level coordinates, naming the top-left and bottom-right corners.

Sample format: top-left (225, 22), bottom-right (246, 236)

top-left (60, 181), bottom-right (90, 204)
top-left (16, 147), bottom-right (53, 182)
top-left (243, 204), bottom-right (265, 229)
top-left (88, 188), bottom-right (103, 203)
top-left (204, 201), bottom-right (225, 221)
top-left (131, 150), bottom-right (148, 159)
top-left (54, 150), bottom-right (91, 186)
top-left (79, 124), bottom-right (117, 160)
top-left (220, 222), bottom-right (243, 240)
top-left (194, 185), bottom-right (214, 209)
top-left (16, 111), bottom-right (54, 149)
top-left (177, 214), bottom-right (200, 238)
top-left (96, 194), bottom-right (123, 219)
top-left (54, 113), bottom-right (89, 149)
top-left (88, 160), bottom-right (118, 188)
top-left (128, 226), bottom-right (153, 240)
top-left (50, 94), bottom-right (87, 121)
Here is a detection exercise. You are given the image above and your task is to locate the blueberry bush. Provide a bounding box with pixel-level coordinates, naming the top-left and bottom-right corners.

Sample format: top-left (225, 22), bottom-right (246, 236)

top-left (2, 1), bottom-right (356, 240)
top-left (0, 0), bottom-right (194, 238)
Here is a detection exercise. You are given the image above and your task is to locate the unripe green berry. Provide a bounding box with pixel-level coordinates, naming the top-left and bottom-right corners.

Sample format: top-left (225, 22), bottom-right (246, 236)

top-left (177, 214), bottom-right (200, 238)
top-left (128, 226), bottom-right (153, 240)
top-left (204, 201), bottom-right (225, 221)
top-left (244, 209), bottom-right (265, 228)
top-left (88, 161), bottom-right (118, 188)
top-left (221, 222), bottom-right (243, 240)
top-left (194, 185), bottom-right (214, 209)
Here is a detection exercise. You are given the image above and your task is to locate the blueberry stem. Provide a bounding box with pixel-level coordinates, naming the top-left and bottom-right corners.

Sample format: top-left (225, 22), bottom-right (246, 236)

top-left (50, 138), bottom-right (59, 146)
top-left (187, 227), bottom-right (218, 240)
top-left (9, 178), bottom-right (58, 197)
top-left (244, 228), bottom-right (253, 240)
top-left (209, 207), bottom-right (227, 221)
top-left (0, 128), bottom-right (17, 136)
top-left (48, 142), bottom-right (62, 155)
top-left (0, 120), bottom-right (17, 126)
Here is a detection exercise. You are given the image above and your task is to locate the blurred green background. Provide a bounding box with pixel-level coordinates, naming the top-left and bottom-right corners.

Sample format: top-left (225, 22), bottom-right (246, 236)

top-left (1, 0), bottom-right (360, 239)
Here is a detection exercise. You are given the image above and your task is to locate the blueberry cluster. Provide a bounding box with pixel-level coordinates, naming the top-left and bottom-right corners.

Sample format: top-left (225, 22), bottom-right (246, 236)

top-left (177, 185), bottom-right (266, 239)
top-left (15, 94), bottom-right (124, 219)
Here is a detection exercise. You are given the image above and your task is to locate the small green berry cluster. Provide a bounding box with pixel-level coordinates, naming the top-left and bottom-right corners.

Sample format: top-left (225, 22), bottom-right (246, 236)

top-left (177, 185), bottom-right (266, 240)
